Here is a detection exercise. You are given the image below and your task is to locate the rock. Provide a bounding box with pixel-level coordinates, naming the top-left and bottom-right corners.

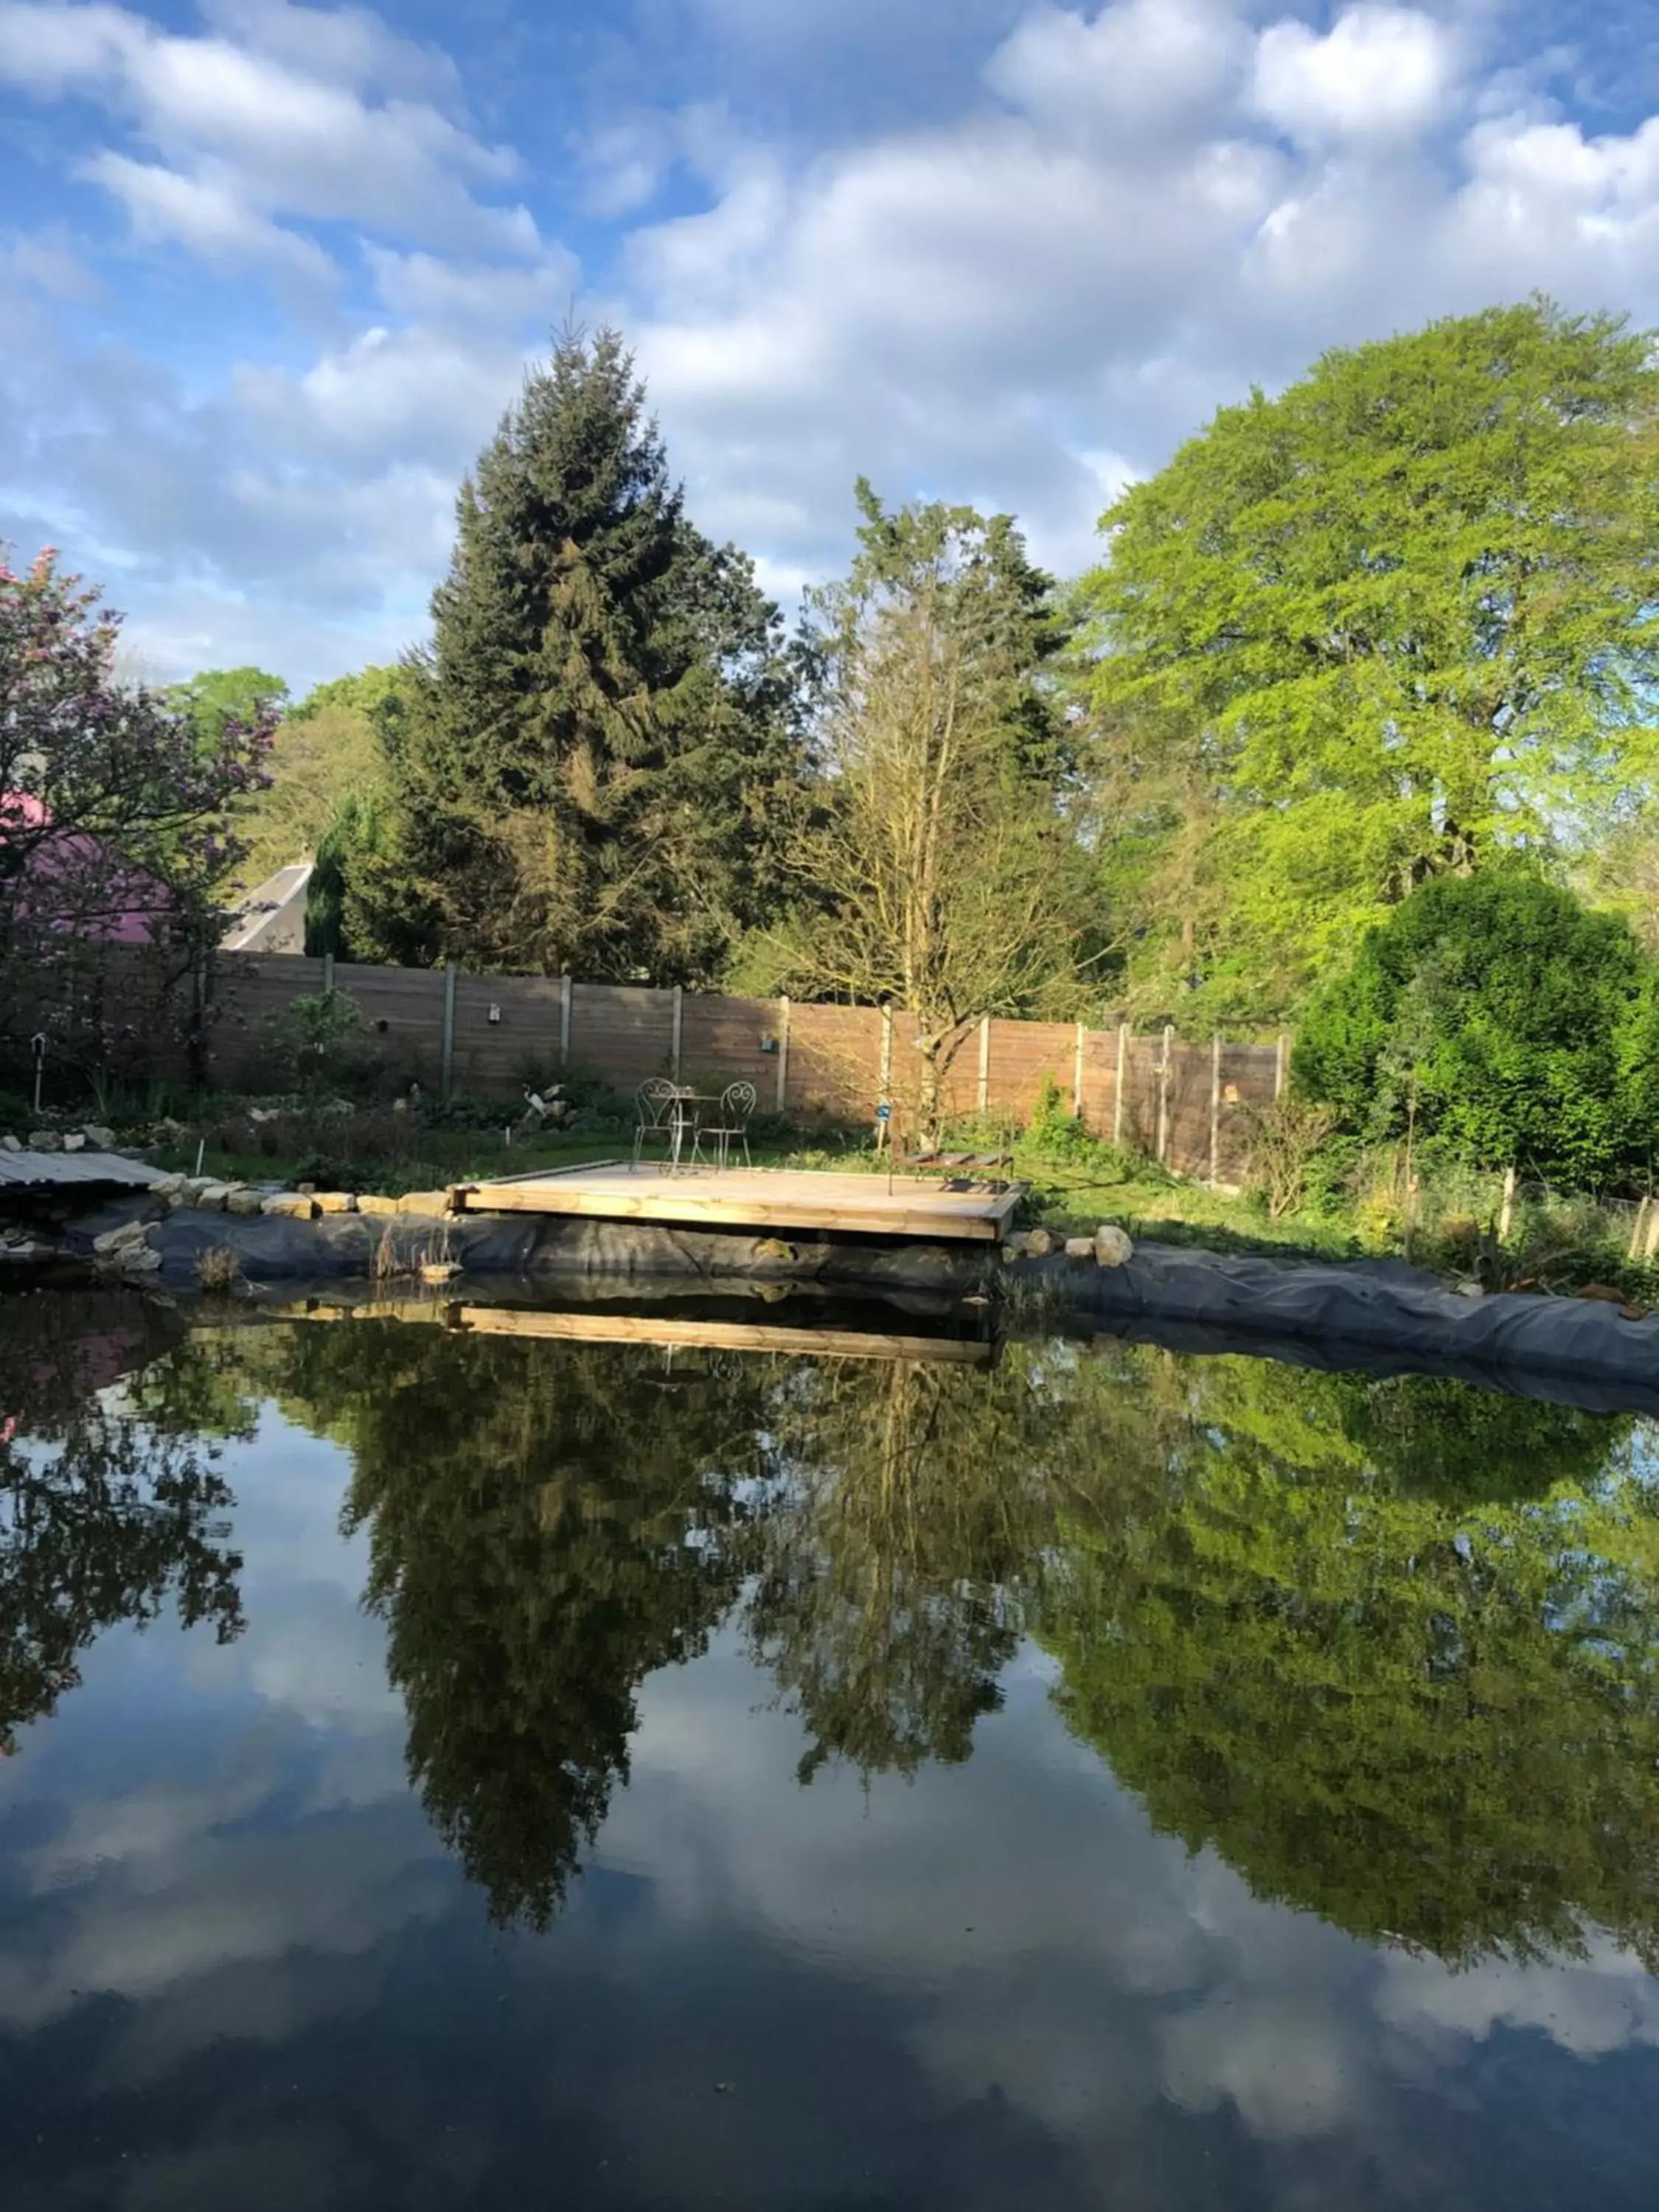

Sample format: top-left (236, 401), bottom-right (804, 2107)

top-left (1093, 1224), bottom-right (1135, 1268)
top-left (1024, 1227), bottom-right (1058, 1258)
top-left (150, 1172), bottom-right (186, 1200)
top-left (418, 1261), bottom-right (462, 1285)
top-left (116, 1243), bottom-right (163, 1273)
top-left (81, 1125), bottom-right (116, 1151)
top-left (313, 1191), bottom-right (357, 1214)
top-left (194, 1184), bottom-right (233, 1212)
top-left (1063, 1237), bottom-right (1096, 1262)
top-left (262, 1193), bottom-right (318, 1219)
top-left (1001, 1242), bottom-right (1025, 1265)
top-left (224, 1187), bottom-right (265, 1217)
top-left (62, 1132), bottom-right (86, 1152)
top-left (357, 1194), bottom-right (400, 1217)
top-left (754, 1237), bottom-right (796, 1262)
top-left (93, 1219), bottom-right (150, 1255)
top-left (396, 1190), bottom-right (452, 1215)
top-left (1, 1133), bottom-right (20, 1151)
top-left (27, 1131), bottom-right (62, 1152)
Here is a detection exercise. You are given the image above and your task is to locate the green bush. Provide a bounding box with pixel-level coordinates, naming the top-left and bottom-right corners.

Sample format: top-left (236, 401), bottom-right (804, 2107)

top-left (1295, 872), bottom-right (1659, 1189)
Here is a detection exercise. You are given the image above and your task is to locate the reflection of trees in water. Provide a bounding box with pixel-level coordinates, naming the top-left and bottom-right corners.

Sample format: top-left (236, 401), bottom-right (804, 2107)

top-left (0, 1294), bottom-right (245, 1752)
top-left (745, 1352), bottom-right (1061, 1780)
top-left (257, 1324), bottom-right (771, 1929)
top-left (209, 1315), bottom-right (1659, 1965)
top-left (1039, 1358), bottom-right (1659, 1967)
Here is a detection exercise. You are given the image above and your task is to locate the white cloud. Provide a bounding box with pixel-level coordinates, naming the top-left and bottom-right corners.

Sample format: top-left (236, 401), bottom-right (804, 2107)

top-left (1252, 5), bottom-right (1459, 144)
top-left (363, 244), bottom-right (576, 329)
top-left (0, 0), bottom-right (541, 262)
top-left (79, 150), bottom-right (336, 282)
top-left (987, 0), bottom-right (1250, 145)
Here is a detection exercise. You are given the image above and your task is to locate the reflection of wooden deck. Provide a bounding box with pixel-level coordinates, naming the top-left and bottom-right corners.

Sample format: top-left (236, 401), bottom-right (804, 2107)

top-left (449, 1304), bottom-right (992, 1363)
top-left (450, 1162), bottom-right (1022, 1244)
top-left (269, 1295), bottom-right (992, 1365)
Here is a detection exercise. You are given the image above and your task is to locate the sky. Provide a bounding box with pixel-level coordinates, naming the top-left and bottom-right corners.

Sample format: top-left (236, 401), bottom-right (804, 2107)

top-left (1, 0), bottom-right (1658, 695)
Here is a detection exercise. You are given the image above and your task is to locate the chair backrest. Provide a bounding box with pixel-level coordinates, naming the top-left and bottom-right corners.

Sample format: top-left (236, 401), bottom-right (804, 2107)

top-left (720, 1080), bottom-right (757, 1123)
top-left (636, 1077), bottom-right (680, 1128)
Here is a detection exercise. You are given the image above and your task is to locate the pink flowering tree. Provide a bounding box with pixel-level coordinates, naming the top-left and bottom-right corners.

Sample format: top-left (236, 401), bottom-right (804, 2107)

top-left (1, 546), bottom-right (275, 1096)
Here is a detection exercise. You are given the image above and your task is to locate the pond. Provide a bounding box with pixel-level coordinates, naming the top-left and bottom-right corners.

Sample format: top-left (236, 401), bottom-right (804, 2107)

top-left (4, 1289), bottom-right (1659, 2209)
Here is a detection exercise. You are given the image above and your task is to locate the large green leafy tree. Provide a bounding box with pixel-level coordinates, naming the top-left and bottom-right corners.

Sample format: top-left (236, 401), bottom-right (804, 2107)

top-left (1077, 300), bottom-right (1659, 1020)
top-left (164, 666), bottom-right (289, 755)
top-left (1293, 870), bottom-right (1659, 1185)
top-left (353, 327), bottom-right (799, 981)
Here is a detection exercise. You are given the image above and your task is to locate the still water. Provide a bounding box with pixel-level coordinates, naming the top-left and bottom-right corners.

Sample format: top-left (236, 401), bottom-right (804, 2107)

top-left (5, 1289), bottom-right (1659, 2210)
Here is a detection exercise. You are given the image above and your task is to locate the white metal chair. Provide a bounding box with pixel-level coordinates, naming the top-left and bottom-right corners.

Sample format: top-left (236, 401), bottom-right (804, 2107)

top-left (695, 1080), bottom-right (757, 1171)
top-left (632, 1077), bottom-right (681, 1169)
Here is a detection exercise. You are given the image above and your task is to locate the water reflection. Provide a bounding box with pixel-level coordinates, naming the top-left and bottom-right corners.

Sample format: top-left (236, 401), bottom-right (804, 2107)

top-left (7, 1300), bottom-right (1659, 1964)
top-left (0, 1294), bottom-right (245, 1751)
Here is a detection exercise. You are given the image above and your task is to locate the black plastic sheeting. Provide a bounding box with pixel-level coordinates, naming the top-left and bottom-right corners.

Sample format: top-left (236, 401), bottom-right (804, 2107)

top-left (52, 1201), bottom-right (1659, 1413)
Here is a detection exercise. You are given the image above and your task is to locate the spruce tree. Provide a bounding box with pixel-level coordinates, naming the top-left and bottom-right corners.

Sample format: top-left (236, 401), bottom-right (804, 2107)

top-left (360, 327), bottom-right (797, 979)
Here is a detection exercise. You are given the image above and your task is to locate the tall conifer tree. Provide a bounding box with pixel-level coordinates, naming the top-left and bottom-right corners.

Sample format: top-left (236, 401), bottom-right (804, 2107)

top-left (358, 327), bottom-right (797, 979)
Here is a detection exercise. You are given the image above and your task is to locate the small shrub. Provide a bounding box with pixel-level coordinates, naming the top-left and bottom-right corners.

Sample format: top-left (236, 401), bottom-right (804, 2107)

top-left (260, 989), bottom-right (381, 1101)
top-left (1239, 1096), bottom-right (1340, 1219)
top-left (194, 1245), bottom-right (243, 1292)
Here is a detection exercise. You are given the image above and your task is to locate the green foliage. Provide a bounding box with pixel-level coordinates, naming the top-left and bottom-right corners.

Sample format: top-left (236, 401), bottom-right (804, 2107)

top-left (258, 987), bottom-right (378, 1099)
top-left (1077, 299), bottom-right (1659, 1020)
top-left (164, 665), bottom-right (288, 751)
top-left (765, 484), bottom-right (1093, 1138)
top-left (1295, 870), bottom-right (1659, 1186)
top-left (352, 325), bottom-right (799, 983)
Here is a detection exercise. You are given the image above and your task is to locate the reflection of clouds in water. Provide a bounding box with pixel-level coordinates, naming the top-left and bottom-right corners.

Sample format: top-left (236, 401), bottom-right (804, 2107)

top-left (1377, 1937), bottom-right (1659, 2063)
top-left (0, 1402), bottom-right (440, 2047)
top-left (611, 1645), bottom-right (1659, 2152)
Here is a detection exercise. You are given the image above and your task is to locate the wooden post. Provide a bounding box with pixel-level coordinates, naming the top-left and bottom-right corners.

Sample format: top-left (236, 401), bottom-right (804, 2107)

top-left (670, 985), bottom-right (683, 1082)
top-left (1628, 1194), bottom-right (1651, 1265)
top-left (440, 964), bottom-right (456, 1102)
top-left (977, 1015), bottom-right (990, 1115)
top-left (559, 971), bottom-right (572, 1068)
top-left (1156, 1025), bottom-right (1174, 1164)
top-left (1072, 1021), bottom-right (1086, 1119)
top-left (1113, 1022), bottom-right (1128, 1147)
top-left (1274, 1032), bottom-right (1290, 1100)
top-left (1209, 1032), bottom-right (1222, 1186)
top-left (776, 995), bottom-right (791, 1114)
top-left (1498, 1164), bottom-right (1517, 1245)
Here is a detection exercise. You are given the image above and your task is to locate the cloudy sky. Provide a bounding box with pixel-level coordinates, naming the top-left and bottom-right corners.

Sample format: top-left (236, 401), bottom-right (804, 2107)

top-left (2, 0), bottom-right (1657, 694)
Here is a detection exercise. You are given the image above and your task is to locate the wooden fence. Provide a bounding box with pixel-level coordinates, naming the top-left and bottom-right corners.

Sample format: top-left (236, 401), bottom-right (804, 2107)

top-left (192, 953), bottom-right (1287, 1186)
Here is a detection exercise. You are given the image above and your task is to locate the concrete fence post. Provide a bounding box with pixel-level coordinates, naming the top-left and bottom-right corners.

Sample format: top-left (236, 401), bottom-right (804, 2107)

top-left (1156, 1024), bottom-right (1174, 1165)
top-left (559, 971), bottom-right (572, 1068)
top-left (670, 984), bottom-right (683, 1082)
top-left (1072, 1021), bottom-right (1086, 1119)
top-left (322, 951), bottom-right (335, 995)
top-left (1113, 1023), bottom-right (1129, 1147)
top-left (1210, 1032), bottom-right (1222, 1185)
top-left (1275, 1032), bottom-right (1290, 1100)
top-left (440, 963), bottom-right (456, 1101)
top-left (977, 1015), bottom-right (991, 1115)
top-left (776, 995), bottom-right (791, 1114)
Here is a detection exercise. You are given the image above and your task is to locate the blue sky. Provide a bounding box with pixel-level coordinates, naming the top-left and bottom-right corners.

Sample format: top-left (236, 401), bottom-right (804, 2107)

top-left (2, 0), bottom-right (1657, 694)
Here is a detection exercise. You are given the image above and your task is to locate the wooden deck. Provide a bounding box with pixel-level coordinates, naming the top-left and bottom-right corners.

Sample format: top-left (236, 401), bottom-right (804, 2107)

top-left (450, 1161), bottom-right (1021, 1243)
